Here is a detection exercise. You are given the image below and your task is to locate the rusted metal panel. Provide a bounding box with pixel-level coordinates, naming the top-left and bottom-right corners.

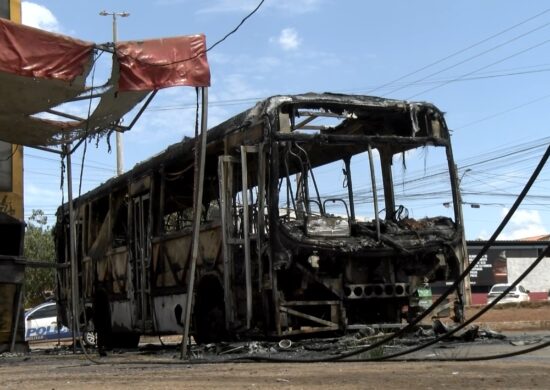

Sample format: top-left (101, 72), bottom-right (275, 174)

top-left (129, 175), bottom-right (151, 196)
top-left (152, 234), bottom-right (190, 289)
top-left (82, 256), bottom-right (93, 298)
top-left (107, 248), bottom-right (129, 295)
top-left (152, 226), bottom-right (222, 289)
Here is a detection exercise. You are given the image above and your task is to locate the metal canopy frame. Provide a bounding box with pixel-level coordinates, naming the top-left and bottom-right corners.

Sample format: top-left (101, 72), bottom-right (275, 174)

top-left (0, 17), bottom-right (211, 355)
top-left (59, 86), bottom-right (207, 353)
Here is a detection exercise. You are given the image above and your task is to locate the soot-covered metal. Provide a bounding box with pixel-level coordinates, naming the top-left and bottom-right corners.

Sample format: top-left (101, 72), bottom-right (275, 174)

top-left (55, 93), bottom-right (467, 347)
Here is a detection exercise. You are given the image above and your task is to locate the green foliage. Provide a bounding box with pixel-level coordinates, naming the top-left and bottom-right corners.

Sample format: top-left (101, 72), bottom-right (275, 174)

top-left (23, 209), bottom-right (56, 307)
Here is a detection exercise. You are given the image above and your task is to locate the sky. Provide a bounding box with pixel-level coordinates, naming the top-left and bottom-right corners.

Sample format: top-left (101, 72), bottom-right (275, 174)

top-left (17, 0), bottom-right (550, 240)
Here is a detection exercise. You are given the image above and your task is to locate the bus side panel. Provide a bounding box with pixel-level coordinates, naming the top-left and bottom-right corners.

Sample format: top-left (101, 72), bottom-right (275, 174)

top-left (150, 225), bottom-right (223, 333)
top-left (152, 235), bottom-right (191, 289)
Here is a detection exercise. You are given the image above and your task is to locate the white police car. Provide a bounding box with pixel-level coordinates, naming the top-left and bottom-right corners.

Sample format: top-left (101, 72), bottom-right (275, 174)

top-left (25, 301), bottom-right (96, 346)
top-left (487, 284), bottom-right (530, 305)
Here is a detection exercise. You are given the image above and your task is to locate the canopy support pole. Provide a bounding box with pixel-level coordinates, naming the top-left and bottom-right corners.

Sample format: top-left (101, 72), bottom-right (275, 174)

top-left (181, 87), bottom-right (208, 359)
top-left (64, 144), bottom-right (79, 353)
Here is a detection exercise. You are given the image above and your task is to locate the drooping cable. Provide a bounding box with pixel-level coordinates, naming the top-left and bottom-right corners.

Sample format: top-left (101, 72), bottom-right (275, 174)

top-left (362, 244), bottom-right (550, 361)
top-left (230, 144), bottom-right (550, 363)
top-left (206, 0), bottom-right (265, 53)
top-left (79, 51), bottom-right (101, 196)
top-left (115, 0), bottom-right (265, 68)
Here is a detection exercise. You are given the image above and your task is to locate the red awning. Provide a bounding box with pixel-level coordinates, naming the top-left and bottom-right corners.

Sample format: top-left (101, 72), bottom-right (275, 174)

top-left (117, 34), bottom-right (210, 91)
top-left (0, 17), bottom-right (93, 81)
top-left (0, 17), bottom-right (211, 148)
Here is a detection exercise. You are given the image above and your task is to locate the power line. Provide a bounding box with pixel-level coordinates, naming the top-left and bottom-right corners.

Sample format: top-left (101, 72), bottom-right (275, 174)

top-left (117, 0), bottom-right (266, 67)
top-left (364, 7), bottom-right (550, 95)
top-left (318, 136), bottom-right (550, 203)
top-left (385, 19), bottom-right (550, 97)
top-left (407, 37), bottom-right (550, 99)
top-left (455, 92), bottom-right (550, 129)
top-left (25, 153), bottom-right (115, 173)
top-left (206, 0), bottom-right (265, 53)
top-left (145, 66), bottom-right (550, 114)
top-left (25, 169), bottom-right (108, 182)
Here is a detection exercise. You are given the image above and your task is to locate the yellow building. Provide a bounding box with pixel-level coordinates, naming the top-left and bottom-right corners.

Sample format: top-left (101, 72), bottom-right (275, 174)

top-left (0, 0), bottom-right (23, 221)
top-left (0, 0), bottom-right (27, 353)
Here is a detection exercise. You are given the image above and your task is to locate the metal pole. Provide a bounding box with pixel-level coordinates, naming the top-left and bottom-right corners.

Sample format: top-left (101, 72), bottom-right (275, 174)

top-left (343, 157), bottom-right (355, 221)
top-left (457, 166), bottom-right (471, 307)
top-left (111, 13), bottom-right (117, 42)
top-left (240, 146), bottom-right (252, 329)
top-left (367, 145), bottom-right (381, 241)
top-left (181, 87), bottom-right (208, 358)
top-left (9, 284), bottom-right (23, 352)
top-left (113, 15), bottom-right (124, 176)
top-left (100, 10), bottom-right (129, 176)
top-left (65, 144), bottom-right (79, 353)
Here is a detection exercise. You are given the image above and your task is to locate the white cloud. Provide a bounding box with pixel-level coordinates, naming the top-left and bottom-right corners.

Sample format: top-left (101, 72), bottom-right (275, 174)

top-left (21, 2), bottom-right (61, 32)
top-left (499, 208), bottom-right (548, 240)
top-left (273, 28), bottom-right (301, 51)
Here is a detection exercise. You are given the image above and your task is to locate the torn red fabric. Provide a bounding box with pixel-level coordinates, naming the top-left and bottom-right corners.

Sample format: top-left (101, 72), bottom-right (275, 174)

top-left (116, 34), bottom-right (210, 91)
top-left (0, 17), bottom-right (93, 81)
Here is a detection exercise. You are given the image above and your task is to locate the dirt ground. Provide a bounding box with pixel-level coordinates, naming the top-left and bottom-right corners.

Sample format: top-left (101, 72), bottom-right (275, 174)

top-left (2, 356), bottom-right (550, 389)
top-left (466, 301), bottom-right (550, 327)
top-left (2, 303), bottom-right (550, 389)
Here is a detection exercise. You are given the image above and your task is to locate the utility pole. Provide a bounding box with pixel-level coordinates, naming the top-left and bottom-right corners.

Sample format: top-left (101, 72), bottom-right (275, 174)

top-left (99, 10), bottom-right (130, 176)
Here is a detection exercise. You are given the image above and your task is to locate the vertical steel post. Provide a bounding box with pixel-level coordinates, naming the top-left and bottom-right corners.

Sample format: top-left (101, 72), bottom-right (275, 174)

top-left (112, 14), bottom-right (124, 176)
top-left (65, 144), bottom-right (79, 352)
top-left (343, 157), bottom-right (355, 221)
top-left (367, 145), bottom-right (381, 241)
top-left (181, 87), bottom-right (208, 358)
top-left (219, 156), bottom-right (234, 329)
top-left (257, 144), bottom-right (266, 289)
top-left (100, 10), bottom-right (129, 175)
top-left (240, 146), bottom-right (252, 329)
top-left (9, 284), bottom-right (23, 352)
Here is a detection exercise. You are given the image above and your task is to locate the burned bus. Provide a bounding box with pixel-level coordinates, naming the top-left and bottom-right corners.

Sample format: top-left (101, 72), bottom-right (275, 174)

top-left (55, 93), bottom-right (467, 347)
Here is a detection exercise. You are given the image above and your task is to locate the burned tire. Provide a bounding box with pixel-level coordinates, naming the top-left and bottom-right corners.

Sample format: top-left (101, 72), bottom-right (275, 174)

top-left (83, 330), bottom-right (97, 347)
top-left (193, 276), bottom-right (226, 344)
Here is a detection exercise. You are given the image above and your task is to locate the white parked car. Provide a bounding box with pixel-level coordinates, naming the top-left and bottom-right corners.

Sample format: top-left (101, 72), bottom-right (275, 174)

top-left (25, 301), bottom-right (96, 346)
top-left (487, 284), bottom-right (530, 305)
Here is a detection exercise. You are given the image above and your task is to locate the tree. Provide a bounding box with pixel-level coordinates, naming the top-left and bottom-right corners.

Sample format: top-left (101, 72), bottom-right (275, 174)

top-left (23, 209), bottom-right (56, 307)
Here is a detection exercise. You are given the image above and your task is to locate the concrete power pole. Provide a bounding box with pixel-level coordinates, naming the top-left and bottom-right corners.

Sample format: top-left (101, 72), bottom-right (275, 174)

top-left (99, 10), bottom-right (129, 176)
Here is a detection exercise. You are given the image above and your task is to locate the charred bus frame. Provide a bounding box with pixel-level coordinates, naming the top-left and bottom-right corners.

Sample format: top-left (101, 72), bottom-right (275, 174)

top-left (55, 93), bottom-right (467, 347)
